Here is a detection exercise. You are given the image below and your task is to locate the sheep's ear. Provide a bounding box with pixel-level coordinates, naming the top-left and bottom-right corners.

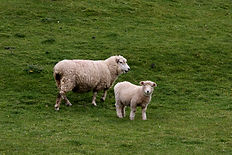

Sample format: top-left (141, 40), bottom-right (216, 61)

top-left (140, 81), bottom-right (144, 85)
top-left (153, 82), bottom-right (157, 87)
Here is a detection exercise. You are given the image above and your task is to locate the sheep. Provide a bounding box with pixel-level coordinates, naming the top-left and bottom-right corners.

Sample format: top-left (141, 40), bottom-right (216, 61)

top-left (53, 55), bottom-right (130, 111)
top-left (114, 81), bottom-right (157, 120)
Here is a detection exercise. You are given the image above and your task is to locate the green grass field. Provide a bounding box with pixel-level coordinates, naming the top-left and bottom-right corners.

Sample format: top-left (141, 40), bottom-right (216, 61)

top-left (0, 0), bottom-right (231, 154)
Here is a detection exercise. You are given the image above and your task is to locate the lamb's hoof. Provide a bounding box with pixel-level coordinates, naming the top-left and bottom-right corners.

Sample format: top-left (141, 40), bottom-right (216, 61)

top-left (117, 114), bottom-right (123, 118)
top-left (142, 116), bottom-right (147, 120)
top-left (100, 98), bottom-right (105, 102)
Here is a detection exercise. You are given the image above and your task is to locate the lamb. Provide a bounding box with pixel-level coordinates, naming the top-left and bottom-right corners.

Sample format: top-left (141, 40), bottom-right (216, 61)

top-left (53, 55), bottom-right (130, 111)
top-left (114, 81), bottom-right (157, 120)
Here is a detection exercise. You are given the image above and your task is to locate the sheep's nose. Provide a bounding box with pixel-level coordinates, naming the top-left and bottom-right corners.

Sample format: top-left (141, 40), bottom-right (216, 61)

top-left (128, 68), bottom-right (130, 71)
top-left (146, 90), bottom-right (149, 93)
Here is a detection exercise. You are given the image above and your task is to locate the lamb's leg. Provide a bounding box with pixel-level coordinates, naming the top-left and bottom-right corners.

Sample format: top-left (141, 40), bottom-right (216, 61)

top-left (121, 105), bottom-right (126, 117)
top-left (92, 91), bottom-right (97, 106)
top-left (55, 93), bottom-right (62, 111)
top-left (115, 101), bottom-right (123, 118)
top-left (130, 104), bottom-right (137, 120)
top-left (101, 89), bottom-right (107, 102)
top-left (142, 105), bottom-right (148, 120)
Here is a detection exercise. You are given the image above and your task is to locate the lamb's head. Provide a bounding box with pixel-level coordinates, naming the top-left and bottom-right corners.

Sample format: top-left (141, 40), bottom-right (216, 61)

top-left (116, 55), bottom-right (130, 74)
top-left (140, 81), bottom-right (157, 96)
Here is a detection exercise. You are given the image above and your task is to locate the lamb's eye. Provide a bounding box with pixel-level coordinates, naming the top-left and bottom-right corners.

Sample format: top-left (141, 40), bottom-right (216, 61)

top-left (120, 62), bottom-right (123, 64)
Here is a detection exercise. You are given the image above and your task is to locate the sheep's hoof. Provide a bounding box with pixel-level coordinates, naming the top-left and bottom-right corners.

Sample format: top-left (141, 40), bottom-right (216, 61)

top-left (66, 102), bottom-right (72, 106)
top-left (100, 98), bottom-right (105, 102)
top-left (92, 102), bottom-right (97, 106)
top-left (54, 105), bottom-right (60, 111)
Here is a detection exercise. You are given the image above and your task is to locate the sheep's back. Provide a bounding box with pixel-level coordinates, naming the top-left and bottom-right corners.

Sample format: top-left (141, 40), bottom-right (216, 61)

top-left (55, 60), bottom-right (111, 92)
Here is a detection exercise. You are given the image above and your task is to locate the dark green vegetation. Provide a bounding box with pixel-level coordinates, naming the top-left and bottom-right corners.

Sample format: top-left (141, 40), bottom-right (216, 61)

top-left (0, 0), bottom-right (231, 154)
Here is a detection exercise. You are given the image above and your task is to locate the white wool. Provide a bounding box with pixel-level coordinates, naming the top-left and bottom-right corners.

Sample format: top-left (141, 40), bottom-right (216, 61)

top-left (114, 81), bottom-right (157, 120)
top-left (53, 55), bottom-right (130, 110)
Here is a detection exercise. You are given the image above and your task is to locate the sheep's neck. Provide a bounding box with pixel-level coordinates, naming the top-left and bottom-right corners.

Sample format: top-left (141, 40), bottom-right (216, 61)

top-left (108, 64), bottom-right (119, 84)
top-left (105, 56), bottom-right (120, 85)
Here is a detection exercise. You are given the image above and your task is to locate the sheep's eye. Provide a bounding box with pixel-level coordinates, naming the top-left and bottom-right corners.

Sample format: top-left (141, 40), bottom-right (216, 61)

top-left (119, 61), bottom-right (123, 64)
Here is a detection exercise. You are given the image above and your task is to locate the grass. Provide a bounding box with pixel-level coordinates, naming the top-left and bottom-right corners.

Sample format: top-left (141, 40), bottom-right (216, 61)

top-left (0, 0), bottom-right (232, 154)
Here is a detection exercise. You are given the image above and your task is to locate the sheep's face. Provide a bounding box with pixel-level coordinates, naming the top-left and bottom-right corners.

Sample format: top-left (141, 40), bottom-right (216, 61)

top-left (140, 81), bottom-right (157, 96)
top-left (116, 56), bottom-right (130, 74)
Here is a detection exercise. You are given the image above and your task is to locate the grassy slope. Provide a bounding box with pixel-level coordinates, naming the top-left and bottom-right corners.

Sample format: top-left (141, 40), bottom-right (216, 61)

top-left (0, 0), bottom-right (231, 154)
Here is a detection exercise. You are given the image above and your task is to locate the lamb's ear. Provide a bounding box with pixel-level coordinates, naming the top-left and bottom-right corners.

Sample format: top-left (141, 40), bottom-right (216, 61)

top-left (140, 81), bottom-right (145, 85)
top-left (152, 82), bottom-right (157, 87)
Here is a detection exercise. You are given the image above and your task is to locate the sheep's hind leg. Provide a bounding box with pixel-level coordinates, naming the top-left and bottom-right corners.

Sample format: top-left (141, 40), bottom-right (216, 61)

top-left (55, 93), bottom-right (62, 111)
top-left (55, 78), bottom-right (74, 110)
top-left (62, 92), bottom-right (72, 107)
top-left (55, 91), bottom-right (71, 110)
top-left (92, 91), bottom-right (97, 106)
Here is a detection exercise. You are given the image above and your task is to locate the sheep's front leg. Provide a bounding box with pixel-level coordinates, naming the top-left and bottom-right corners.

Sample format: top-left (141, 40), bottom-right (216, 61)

top-left (130, 104), bottom-right (137, 120)
top-left (101, 89), bottom-right (107, 102)
top-left (142, 105), bottom-right (148, 120)
top-left (92, 91), bottom-right (97, 106)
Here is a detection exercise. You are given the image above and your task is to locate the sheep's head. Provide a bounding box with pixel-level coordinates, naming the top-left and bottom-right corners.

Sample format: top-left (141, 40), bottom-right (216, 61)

top-left (140, 81), bottom-right (157, 96)
top-left (116, 55), bottom-right (130, 74)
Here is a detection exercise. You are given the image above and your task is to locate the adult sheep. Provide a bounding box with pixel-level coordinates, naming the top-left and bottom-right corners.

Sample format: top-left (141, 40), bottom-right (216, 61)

top-left (53, 55), bottom-right (130, 110)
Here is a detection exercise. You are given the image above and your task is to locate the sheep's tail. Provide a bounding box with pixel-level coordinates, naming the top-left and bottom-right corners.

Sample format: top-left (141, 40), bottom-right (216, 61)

top-left (54, 71), bottom-right (62, 89)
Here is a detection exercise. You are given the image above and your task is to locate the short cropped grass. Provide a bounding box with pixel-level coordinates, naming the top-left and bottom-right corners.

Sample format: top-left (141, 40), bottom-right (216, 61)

top-left (0, 0), bottom-right (231, 154)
